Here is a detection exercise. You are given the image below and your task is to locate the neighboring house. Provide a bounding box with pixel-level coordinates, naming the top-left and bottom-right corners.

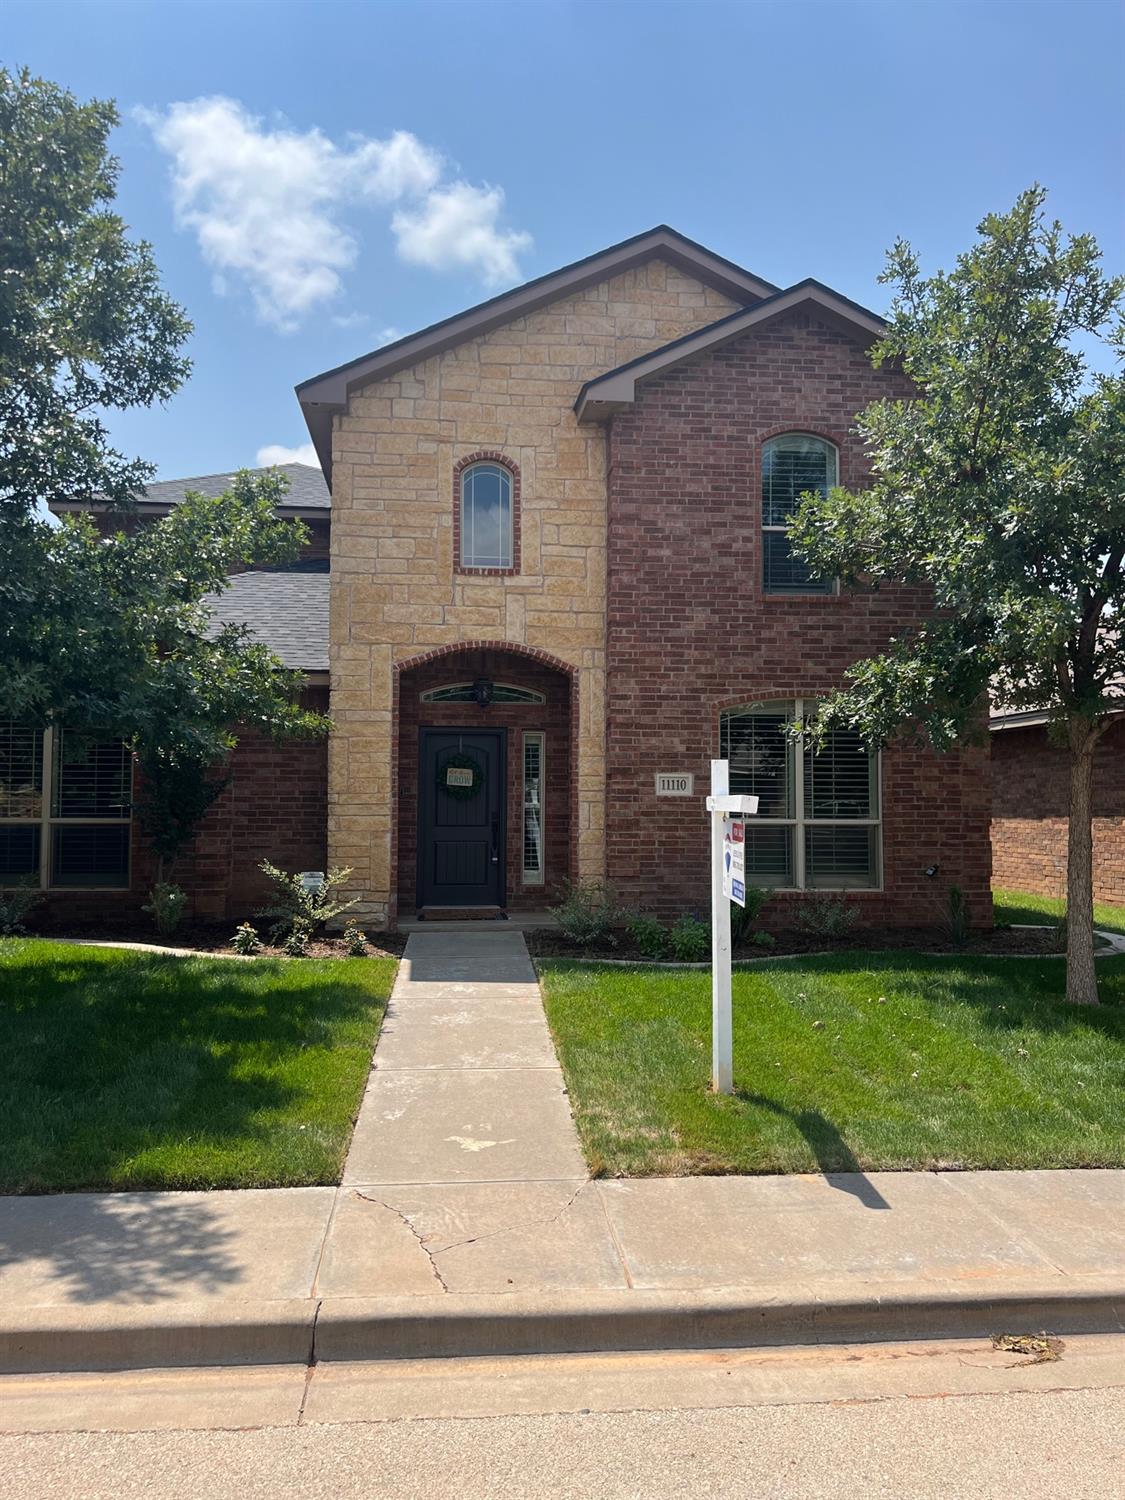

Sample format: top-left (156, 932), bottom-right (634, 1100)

top-left (7, 226), bottom-right (993, 929)
top-left (990, 708), bottom-right (1125, 905)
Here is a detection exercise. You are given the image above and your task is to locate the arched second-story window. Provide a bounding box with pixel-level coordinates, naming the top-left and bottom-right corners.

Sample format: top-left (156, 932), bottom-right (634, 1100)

top-left (761, 434), bottom-right (838, 595)
top-left (460, 461), bottom-right (513, 570)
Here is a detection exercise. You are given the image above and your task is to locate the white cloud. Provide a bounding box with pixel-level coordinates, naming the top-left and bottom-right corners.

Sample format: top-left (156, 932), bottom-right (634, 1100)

top-left (393, 183), bottom-right (532, 286)
top-left (256, 442), bottom-right (318, 467)
top-left (139, 97), bottom-right (530, 330)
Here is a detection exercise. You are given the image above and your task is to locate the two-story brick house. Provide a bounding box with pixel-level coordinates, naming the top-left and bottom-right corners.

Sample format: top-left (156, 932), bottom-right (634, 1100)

top-left (10, 226), bottom-right (991, 930)
top-left (295, 226), bottom-right (991, 929)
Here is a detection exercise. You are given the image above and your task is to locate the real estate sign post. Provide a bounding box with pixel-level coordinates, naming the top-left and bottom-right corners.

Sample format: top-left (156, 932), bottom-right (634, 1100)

top-left (707, 761), bottom-right (758, 1094)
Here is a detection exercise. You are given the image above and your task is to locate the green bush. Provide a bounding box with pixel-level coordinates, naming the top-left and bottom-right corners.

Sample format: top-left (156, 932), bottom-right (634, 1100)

top-left (230, 922), bottom-right (262, 956)
top-left (669, 913), bottom-right (710, 962)
top-left (0, 878), bottom-right (42, 936)
top-left (624, 911), bottom-right (669, 959)
top-left (342, 919), bottom-right (368, 957)
top-left (795, 895), bottom-right (859, 942)
top-left (142, 881), bottom-right (187, 937)
top-left (282, 919), bottom-right (312, 957)
top-left (730, 887), bottom-right (769, 946)
top-left (751, 930), bottom-right (776, 950)
top-left (549, 880), bottom-right (620, 947)
top-left (255, 862), bottom-right (357, 943)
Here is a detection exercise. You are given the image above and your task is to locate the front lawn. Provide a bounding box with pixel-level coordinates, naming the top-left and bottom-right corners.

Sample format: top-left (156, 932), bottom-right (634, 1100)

top-left (993, 886), bottom-right (1125, 936)
top-left (0, 940), bottom-right (396, 1192)
top-left (539, 953), bottom-right (1125, 1177)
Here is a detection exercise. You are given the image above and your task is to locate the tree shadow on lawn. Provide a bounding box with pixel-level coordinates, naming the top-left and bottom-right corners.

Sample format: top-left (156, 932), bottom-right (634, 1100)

top-left (798, 952), bottom-right (1125, 1042)
top-left (0, 951), bottom-right (384, 1168)
top-left (732, 1092), bottom-right (891, 1209)
top-left (0, 949), bottom-right (388, 1302)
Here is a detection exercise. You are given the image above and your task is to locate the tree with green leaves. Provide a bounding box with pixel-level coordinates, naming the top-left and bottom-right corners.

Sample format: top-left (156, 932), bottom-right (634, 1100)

top-left (790, 187), bottom-right (1124, 1005)
top-left (0, 66), bottom-right (328, 895)
top-left (0, 65), bottom-right (192, 518)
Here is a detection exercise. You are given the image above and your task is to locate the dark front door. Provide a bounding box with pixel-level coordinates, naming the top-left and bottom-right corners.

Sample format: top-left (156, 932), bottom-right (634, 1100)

top-left (418, 728), bottom-right (506, 909)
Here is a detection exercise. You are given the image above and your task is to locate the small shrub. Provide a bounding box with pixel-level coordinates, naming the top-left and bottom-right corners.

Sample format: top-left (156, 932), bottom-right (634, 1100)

top-left (796, 894), bottom-right (859, 942)
top-left (342, 919), bottom-right (368, 957)
top-left (625, 911), bottom-right (669, 959)
top-left (0, 879), bottom-right (42, 936)
top-left (255, 862), bottom-right (357, 943)
top-left (142, 881), bottom-right (187, 937)
top-left (669, 913), bottom-right (710, 962)
top-left (947, 884), bottom-right (969, 948)
top-left (283, 919), bottom-right (312, 957)
top-left (751, 930), bottom-right (776, 950)
top-left (230, 922), bottom-right (262, 956)
top-left (730, 887), bottom-right (769, 946)
top-left (550, 879), bottom-right (620, 947)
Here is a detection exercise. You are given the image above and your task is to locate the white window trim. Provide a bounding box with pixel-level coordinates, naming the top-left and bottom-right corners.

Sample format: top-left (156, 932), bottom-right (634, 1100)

top-left (761, 433), bottom-right (840, 597)
top-left (722, 698), bottom-right (882, 892)
top-left (460, 461), bottom-right (513, 571)
top-left (522, 731), bottom-right (545, 886)
top-left (0, 725), bottom-right (133, 891)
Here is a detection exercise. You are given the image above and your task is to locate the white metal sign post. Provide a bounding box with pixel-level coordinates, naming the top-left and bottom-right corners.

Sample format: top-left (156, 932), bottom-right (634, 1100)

top-left (706, 760), bottom-right (758, 1095)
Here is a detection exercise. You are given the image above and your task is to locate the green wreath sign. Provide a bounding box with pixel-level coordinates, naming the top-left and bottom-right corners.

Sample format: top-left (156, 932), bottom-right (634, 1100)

top-left (439, 752), bottom-right (485, 801)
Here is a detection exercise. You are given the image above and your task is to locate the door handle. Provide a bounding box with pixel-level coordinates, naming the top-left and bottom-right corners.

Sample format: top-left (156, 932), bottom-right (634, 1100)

top-left (490, 812), bottom-right (500, 863)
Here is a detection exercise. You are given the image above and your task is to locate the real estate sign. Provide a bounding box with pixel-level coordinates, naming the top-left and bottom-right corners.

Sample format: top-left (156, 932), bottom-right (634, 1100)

top-left (722, 818), bottom-right (746, 907)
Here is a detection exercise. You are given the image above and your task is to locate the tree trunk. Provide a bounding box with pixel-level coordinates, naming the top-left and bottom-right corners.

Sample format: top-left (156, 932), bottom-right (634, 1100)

top-left (1065, 721), bottom-right (1099, 1006)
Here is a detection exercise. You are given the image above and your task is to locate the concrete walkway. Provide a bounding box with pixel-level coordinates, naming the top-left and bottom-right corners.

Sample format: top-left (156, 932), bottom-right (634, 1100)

top-left (0, 930), bottom-right (1123, 1372)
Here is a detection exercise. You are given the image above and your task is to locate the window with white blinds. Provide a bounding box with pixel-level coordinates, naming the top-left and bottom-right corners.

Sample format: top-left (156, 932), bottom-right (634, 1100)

top-left (0, 724), bottom-right (132, 888)
top-left (761, 435), bottom-right (837, 595)
top-left (522, 732), bottom-right (545, 885)
top-left (720, 700), bottom-right (880, 889)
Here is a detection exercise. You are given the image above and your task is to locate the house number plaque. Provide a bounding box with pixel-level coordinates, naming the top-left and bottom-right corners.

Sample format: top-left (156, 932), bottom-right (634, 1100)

top-left (655, 773), bottom-right (694, 797)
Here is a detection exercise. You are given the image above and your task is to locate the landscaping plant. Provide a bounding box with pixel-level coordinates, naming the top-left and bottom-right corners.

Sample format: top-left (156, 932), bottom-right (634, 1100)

top-left (796, 895), bottom-right (859, 942)
top-left (255, 862), bottom-right (357, 943)
top-left (550, 879), bottom-right (621, 947)
top-left (788, 187), bottom-right (1125, 1004)
top-left (283, 920), bottom-right (312, 958)
top-left (730, 887), bottom-right (769, 946)
top-left (142, 881), bottom-right (187, 937)
top-left (342, 920), bottom-right (368, 957)
top-left (229, 922), bottom-right (262, 956)
top-left (624, 912), bottom-right (669, 959)
top-left (668, 914), bottom-right (710, 962)
top-left (0, 878), bottom-right (42, 936)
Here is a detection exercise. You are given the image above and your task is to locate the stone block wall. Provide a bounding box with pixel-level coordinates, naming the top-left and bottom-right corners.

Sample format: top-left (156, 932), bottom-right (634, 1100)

top-left (328, 258), bottom-right (741, 926)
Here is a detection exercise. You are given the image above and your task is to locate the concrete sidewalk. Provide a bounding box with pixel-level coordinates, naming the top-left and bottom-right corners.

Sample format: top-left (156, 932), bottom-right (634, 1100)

top-left (0, 930), bottom-right (1122, 1372)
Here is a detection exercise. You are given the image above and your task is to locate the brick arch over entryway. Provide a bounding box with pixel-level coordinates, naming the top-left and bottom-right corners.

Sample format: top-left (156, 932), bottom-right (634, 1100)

top-left (392, 643), bottom-right (578, 922)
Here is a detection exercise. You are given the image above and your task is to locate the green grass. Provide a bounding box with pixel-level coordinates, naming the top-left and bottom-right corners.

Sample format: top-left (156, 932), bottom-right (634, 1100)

top-left (993, 887), bottom-right (1125, 936)
top-left (539, 952), bottom-right (1125, 1177)
top-left (0, 940), bottom-right (396, 1192)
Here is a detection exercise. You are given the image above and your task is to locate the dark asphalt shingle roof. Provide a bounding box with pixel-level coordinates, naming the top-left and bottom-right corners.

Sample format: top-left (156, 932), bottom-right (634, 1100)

top-left (203, 571), bottom-right (329, 672)
top-left (140, 463), bottom-right (330, 510)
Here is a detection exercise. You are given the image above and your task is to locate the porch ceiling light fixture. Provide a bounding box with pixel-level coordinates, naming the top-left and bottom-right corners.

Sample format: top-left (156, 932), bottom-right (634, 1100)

top-left (472, 677), bottom-right (494, 708)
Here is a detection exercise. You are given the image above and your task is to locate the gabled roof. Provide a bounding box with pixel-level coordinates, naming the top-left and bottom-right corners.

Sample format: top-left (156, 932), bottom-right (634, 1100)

top-left (49, 463), bottom-right (331, 517)
top-left (574, 280), bottom-right (886, 422)
top-left (203, 569), bottom-right (330, 673)
top-left (295, 226), bottom-right (779, 480)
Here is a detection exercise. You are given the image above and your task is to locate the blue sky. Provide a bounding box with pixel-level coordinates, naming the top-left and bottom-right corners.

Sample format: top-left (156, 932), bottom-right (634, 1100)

top-left (6, 0), bottom-right (1123, 483)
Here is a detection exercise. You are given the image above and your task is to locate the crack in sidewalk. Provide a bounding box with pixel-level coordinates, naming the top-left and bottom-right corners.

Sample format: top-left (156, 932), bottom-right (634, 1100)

top-left (353, 1192), bottom-right (450, 1292)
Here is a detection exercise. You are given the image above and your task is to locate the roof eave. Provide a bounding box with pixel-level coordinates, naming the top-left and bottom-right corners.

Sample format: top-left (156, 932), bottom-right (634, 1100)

top-left (574, 282), bottom-right (887, 423)
top-left (295, 226), bottom-right (780, 481)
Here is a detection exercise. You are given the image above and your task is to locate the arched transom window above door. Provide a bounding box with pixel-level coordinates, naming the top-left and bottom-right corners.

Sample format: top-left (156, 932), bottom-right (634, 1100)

top-left (420, 682), bottom-right (546, 705)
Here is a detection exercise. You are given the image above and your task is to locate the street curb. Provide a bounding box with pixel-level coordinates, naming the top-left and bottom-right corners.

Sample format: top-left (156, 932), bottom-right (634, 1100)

top-left (3, 1282), bottom-right (1121, 1375)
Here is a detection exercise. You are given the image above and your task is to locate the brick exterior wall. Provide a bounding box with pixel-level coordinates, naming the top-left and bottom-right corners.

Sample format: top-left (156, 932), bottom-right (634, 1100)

top-left (603, 308), bottom-right (994, 928)
top-left (329, 257), bottom-right (742, 927)
top-left (991, 717), bottom-right (1125, 905)
top-left (36, 687), bottom-right (329, 929)
top-left (394, 648), bottom-right (574, 914)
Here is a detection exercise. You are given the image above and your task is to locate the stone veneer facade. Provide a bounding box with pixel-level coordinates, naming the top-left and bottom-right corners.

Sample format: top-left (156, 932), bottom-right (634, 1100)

top-left (328, 260), bottom-right (739, 926)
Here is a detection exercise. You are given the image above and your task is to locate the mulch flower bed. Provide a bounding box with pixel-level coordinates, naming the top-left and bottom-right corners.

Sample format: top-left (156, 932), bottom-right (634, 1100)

top-left (27, 917), bottom-right (409, 960)
top-left (524, 925), bottom-right (1066, 963)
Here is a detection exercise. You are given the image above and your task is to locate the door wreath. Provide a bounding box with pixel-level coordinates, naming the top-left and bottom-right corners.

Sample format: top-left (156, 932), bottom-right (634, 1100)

top-left (439, 751), bottom-right (485, 800)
